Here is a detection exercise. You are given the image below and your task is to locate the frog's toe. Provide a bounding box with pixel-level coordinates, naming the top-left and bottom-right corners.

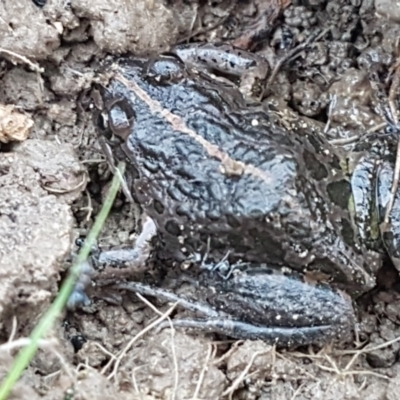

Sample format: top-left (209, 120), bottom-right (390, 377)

top-left (95, 216), bottom-right (157, 270)
top-left (67, 288), bottom-right (91, 310)
top-left (158, 318), bottom-right (351, 347)
top-left (66, 260), bottom-right (95, 310)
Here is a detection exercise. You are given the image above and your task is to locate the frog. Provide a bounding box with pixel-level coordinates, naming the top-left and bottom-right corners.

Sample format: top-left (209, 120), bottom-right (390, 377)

top-left (83, 43), bottom-right (400, 347)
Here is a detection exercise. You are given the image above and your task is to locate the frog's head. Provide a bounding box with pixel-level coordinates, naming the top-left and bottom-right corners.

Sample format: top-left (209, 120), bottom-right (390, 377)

top-left (90, 55), bottom-right (187, 152)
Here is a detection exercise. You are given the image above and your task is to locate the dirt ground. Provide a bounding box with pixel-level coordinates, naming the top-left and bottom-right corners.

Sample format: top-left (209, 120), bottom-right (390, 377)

top-left (2, 0), bottom-right (400, 399)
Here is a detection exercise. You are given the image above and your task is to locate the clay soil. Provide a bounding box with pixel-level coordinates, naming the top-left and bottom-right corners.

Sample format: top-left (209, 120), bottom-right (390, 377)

top-left (2, 0), bottom-right (400, 399)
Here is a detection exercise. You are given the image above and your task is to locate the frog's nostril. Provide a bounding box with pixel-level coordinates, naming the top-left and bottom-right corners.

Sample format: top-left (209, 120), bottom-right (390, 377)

top-left (165, 220), bottom-right (181, 236)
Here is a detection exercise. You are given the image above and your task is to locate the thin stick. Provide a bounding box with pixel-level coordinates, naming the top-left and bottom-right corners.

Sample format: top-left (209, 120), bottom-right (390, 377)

top-left (107, 302), bottom-right (178, 381)
top-left (267, 27), bottom-right (331, 86)
top-left (191, 344), bottom-right (213, 400)
top-left (0, 48), bottom-right (44, 73)
top-left (7, 317), bottom-right (18, 345)
top-left (91, 342), bottom-right (117, 361)
top-left (135, 293), bottom-right (179, 400)
top-left (0, 338), bottom-right (58, 352)
top-left (315, 363), bottom-right (389, 380)
top-left (337, 334), bottom-right (400, 356)
top-left (42, 175), bottom-right (87, 194)
top-left (222, 351), bottom-right (265, 398)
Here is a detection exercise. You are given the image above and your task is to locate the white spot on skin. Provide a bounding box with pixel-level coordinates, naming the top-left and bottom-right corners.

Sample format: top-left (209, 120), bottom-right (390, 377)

top-left (178, 236), bottom-right (185, 244)
top-left (298, 250), bottom-right (309, 258)
top-left (251, 119), bottom-right (259, 126)
top-left (276, 315), bottom-right (282, 320)
top-left (181, 260), bottom-right (191, 270)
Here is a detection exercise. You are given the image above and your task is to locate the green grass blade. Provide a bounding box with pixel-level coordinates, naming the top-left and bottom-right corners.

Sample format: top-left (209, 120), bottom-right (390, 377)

top-left (0, 162), bottom-right (126, 400)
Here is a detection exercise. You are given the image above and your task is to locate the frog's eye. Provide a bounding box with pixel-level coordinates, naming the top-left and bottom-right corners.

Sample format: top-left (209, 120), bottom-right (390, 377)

top-left (108, 101), bottom-right (135, 141)
top-left (146, 57), bottom-right (184, 84)
top-left (384, 124), bottom-right (400, 136)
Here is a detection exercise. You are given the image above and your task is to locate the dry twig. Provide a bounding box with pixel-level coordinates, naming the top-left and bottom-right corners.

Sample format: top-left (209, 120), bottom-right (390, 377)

top-left (0, 48), bottom-right (44, 73)
top-left (222, 350), bottom-right (266, 399)
top-left (191, 344), bottom-right (214, 400)
top-left (105, 301), bottom-right (178, 382)
top-left (7, 317), bottom-right (18, 345)
top-left (136, 293), bottom-right (179, 400)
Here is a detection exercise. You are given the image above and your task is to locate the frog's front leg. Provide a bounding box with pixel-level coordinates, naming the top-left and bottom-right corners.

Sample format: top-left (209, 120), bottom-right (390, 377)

top-left (67, 217), bottom-right (157, 310)
top-left (95, 216), bottom-right (157, 269)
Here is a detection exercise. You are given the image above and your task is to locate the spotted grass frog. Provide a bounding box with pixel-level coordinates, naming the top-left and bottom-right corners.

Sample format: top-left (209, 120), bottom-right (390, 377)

top-left (85, 43), bottom-right (400, 346)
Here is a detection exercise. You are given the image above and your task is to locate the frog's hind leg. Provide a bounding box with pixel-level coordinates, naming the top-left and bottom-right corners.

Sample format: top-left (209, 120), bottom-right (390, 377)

top-left (116, 279), bottom-right (352, 347)
top-left (117, 281), bottom-right (224, 318)
top-left (155, 318), bottom-right (335, 347)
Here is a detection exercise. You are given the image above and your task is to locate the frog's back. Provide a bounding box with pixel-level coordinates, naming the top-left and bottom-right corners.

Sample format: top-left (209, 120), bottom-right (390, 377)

top-left (104, 57), bottom-right (375, 294)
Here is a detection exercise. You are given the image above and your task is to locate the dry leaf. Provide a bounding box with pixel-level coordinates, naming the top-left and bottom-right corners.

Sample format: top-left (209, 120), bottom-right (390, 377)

top-left (0, 104), bottom-right (33, 143)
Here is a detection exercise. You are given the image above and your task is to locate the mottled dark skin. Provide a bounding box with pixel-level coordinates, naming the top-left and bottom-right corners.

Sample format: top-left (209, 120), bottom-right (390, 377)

top-left (89, 45), bottom-right (397, 346)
